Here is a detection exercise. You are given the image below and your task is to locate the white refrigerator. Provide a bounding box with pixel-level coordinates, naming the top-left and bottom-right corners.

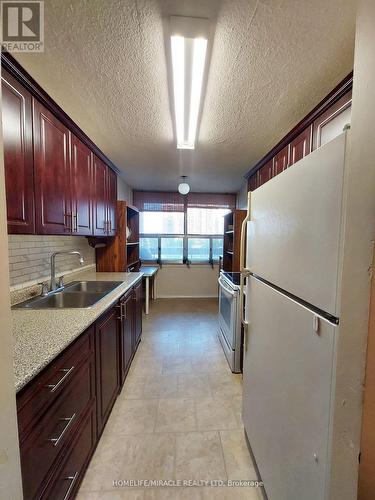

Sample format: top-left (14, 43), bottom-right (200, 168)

top-left (241, 132), bottom-right (353, 500)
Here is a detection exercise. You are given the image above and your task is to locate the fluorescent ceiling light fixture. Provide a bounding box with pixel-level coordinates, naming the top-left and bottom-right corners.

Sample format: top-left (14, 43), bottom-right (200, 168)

top-left (170, 26), bottom-right (208, 150)
top-left (171, 35), bottom-right (185, 148)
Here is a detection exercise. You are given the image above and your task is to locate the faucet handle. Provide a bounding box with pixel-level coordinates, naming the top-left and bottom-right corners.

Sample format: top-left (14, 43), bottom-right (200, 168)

top-left (58, 276), bottom-right (64, 288)
top-left (38, 282), bottom-right (49, 296)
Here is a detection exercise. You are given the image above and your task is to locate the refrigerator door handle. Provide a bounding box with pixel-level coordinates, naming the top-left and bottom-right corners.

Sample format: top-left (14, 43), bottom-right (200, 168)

top-left (240, 191), bottom-right (252, 341)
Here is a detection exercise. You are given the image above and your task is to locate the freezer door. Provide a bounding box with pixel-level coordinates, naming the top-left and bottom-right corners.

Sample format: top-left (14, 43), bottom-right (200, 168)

top-left (246, 132), bottom-right (347, 316)
top-left (243, 276), bottom-right (336, 500)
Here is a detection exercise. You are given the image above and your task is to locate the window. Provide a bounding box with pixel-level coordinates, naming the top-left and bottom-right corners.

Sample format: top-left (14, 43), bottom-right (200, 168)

top-left (187, 208), bottom-right (229, 235)
top-left (161, 238), bottom-right (183, 262)
top-left (140, 212), bottom-right (184, 234)
top-left (212, 238), bottom-right (224, 261)
top-left (139, 237), bottom-right (158, 261)
top-left (188, 238), bottom-right (210, 262)
top-left (135, 191), bottom-right (235, 264)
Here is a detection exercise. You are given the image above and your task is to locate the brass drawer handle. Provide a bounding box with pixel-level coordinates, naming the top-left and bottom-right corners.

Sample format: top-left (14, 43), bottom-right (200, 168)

top-left (49, 413), bottom-right (76, 447)
top-left (62, 471), bottom-right (78, 500)
top-left (46, 366), bottom-right (75, 393)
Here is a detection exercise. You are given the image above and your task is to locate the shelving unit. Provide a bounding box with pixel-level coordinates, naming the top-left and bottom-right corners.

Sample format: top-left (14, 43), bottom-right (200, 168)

top-left (126, 205), bottom-right (140, 272)
top-left (222, 209), bottom-right (246, 272)
top-left (96, 201), bottom-right (141, 272)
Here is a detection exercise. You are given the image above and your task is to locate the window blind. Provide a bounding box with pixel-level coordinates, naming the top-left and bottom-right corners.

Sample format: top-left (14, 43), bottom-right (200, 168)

top-left (133, 191), bottom-right (185, 212)
top-left (133, 191), bottom-right (236, 211)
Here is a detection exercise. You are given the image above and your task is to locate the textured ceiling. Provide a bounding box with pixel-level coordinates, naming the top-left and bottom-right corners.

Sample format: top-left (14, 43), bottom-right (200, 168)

top-left (14, 0), bottom-right (356, 193)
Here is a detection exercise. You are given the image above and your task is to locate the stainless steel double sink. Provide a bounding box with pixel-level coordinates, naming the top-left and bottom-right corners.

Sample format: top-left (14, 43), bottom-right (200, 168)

top-left (13, 281), bottom-right (124, 309)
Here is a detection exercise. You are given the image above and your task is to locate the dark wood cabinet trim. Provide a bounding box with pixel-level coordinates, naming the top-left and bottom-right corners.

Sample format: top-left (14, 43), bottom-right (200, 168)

top-left (244, 71), bottom-right (353, 179)
top-left (1, 51), bottom-right (120, 176)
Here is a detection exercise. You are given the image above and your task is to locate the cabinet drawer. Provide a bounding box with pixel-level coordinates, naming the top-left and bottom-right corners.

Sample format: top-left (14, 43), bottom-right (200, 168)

top-left (20, 355), bottom-right (95, 500)
top-left (17, 326), bottom-right (94, 440)
top-left (44, 404), bottom-right (97, 500)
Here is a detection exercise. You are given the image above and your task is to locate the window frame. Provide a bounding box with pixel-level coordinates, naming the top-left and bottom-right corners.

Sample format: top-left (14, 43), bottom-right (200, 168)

top-left (140, 233), bottom-right (224, 265)
top-left (139, 203), bottom-right (230, 266)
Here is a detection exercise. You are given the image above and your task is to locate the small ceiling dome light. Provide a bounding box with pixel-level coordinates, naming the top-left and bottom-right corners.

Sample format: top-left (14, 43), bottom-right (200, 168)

top-left (178, 176), bottom-right (190, 195)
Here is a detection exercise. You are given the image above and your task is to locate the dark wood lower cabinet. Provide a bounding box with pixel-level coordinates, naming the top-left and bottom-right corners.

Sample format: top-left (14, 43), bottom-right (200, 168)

top-left (44, 403), bottom-right (97, 500)
top-left (119, 291), bottom-right (135, 386)
top-left (16, 279), bottom-right (142, 499)
top-left (95, 305), bottom-right (120, 436)
top-left (134, 280), bottom-right (143, 347)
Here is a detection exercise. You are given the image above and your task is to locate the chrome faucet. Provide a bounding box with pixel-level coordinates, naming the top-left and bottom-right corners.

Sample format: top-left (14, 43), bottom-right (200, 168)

top-left (50, 251), bottom-right (85, 292)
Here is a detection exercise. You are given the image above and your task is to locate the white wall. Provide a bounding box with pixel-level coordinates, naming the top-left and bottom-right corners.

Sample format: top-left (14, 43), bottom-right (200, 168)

top-left (0, 77), bottom-right (23, 499)
top-left (155, 264), bottom-right (219, 298)
top-left (117, 176), bottom-right (133, 204)
top-left (329, 1), bottom-right (375, 498)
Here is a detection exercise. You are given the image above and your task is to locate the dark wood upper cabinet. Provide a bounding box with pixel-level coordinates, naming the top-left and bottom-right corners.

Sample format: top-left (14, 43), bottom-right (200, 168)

top-left (273, 146), bottom-right (289, 176)
top-left (33, 99), bottom-right (71, 235)
top-left (93, 155), bottom-right (108, 236)
top-left (1, 70), bottom-right (35, 234)
top-left (2, 57), bottom-right (118, 237)
top-left (289, 126), bottom-right (312, 166)
top-left (93, 156), bottom-right (117, 237)
top-left (107, 167), bottom-right (117, 236)
top-left (245, 74), bottom-right (353, 190)
top-left (258, 159), bottom-right (273, 186)
top-left (70, 135), bottom-right (93, 236)
top-left (248, 173), bottom-right (258, 192)
top-left (312, 91), bottom-right (352, 150)
top-left (95, 306), bottom-right (119, 435)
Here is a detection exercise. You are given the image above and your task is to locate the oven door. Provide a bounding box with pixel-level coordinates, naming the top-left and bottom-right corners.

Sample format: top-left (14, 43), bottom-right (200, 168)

top-left (218, 276), bottom-right (238, 350)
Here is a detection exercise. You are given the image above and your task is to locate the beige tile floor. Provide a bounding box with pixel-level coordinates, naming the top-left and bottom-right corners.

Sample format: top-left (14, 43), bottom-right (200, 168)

top-left (77, 299), bottom-right (264, 500)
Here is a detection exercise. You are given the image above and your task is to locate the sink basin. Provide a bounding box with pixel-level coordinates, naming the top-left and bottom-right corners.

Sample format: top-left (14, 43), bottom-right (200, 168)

top-left (64, 281), bottom-right (123, 293)
top-left (12, 281), bottom-right (124, 309)
top-left (13, 291), bottom-right (108, 309)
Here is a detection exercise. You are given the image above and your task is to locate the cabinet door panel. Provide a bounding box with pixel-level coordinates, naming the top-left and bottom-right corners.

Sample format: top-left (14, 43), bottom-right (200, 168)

top-left (107, 168), bottom-right (117, 236)
top-left (44, 404), bottom-right (96, 500)
top-left (93, 156), bottom-right (108, 236)
top-left (273, 146), bottom-right (289, 176)
top-left (120, 292), bottom-right (133, 386)
top-left (258, 159), bottom-right (273, 186)
top-left (248, 173), bottom-right (258, 192)
top-left (1, 70), bottom-right (35, 234)
top-left (289, 126), bottom-right (312, 166)
top-left (95, 307), bottom-right (119, 434)
top-left (134, 281), bottom-right (142, 346)
top-left (33, 100), bottom-right (71, 234)
top-left (71, 135), bottom-right (93, 235)
top-left (312, 91), bottom-right (352, 150)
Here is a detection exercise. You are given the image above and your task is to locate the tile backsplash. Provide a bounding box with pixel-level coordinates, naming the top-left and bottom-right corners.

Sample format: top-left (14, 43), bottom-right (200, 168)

top-left (8, 235), bottom-right (96, 289)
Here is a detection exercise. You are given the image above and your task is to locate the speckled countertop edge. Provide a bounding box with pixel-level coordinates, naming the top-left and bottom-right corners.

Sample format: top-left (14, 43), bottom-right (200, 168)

top-left (12, 271), bottom-right (143, 392)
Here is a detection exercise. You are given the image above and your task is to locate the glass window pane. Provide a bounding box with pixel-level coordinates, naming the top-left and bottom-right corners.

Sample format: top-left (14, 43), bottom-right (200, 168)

top-left (187, 208), bottom-right (230, 235)
top-left (161, 238), bottom-right (183, 262)
top-left (212, 238), bottom-right (223, 261)
top-left (140, 212), bottom-right (184, 234)
top-left (188, 238), bottom-right (210, 262)
top-left (140, 238), bottom-right (158, 261)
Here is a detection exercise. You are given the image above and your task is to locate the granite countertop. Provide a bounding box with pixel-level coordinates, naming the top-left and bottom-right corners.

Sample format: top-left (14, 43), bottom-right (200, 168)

top-left (12, 270), bottom-right (143, 392)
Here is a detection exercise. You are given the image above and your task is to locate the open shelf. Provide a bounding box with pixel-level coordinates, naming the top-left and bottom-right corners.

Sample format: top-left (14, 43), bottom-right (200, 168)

top-left (222, 210), bottom-right (246, 272)
top-left (96, 201), bottom-right (140, 272)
